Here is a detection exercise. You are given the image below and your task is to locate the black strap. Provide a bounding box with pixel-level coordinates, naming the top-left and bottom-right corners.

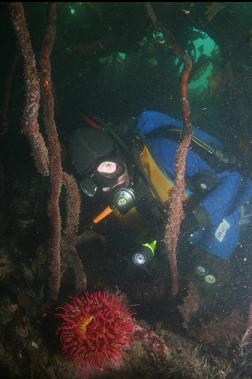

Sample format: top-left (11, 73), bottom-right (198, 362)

top-left (146, 127), bottom-right (244, 173)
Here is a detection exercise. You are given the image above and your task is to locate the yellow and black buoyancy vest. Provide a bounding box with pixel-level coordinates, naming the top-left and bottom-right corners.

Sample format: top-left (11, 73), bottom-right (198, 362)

top-left (112, 142), bottom-right (183, 229)
top-left (94, 128), bottom-right (217, 226)
top-left (139, 144), bottom-right (175, 204)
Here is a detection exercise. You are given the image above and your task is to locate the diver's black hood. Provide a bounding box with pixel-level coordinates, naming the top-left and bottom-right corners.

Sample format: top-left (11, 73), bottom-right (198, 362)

top-left (69, 127), bottom-right (115, 176)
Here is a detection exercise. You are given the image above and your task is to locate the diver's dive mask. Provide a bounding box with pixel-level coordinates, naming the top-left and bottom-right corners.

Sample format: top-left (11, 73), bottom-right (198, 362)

top-left (94, 158), bottom-right (126, 190)
top-left (93, 157), bottom-right (136, 213)
top-left (79, 158), bottom-right (126, 197)
top-left (79, 157), bottom-right (136, 223)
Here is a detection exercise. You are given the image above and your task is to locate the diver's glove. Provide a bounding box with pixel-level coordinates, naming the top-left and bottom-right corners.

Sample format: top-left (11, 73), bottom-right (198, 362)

top-left (182, 205), bottom-right (211, 240)
top-left (182, 212), bottom-right (199, 239)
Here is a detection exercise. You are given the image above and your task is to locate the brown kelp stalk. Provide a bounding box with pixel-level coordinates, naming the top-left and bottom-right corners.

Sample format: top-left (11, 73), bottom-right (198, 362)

top-left (165, 66), bottom-right (192, 296)
top-left (40, 3), bottom-right (62, 302)
top-left (62, 173), bottom-right (86, 292)
top-left (144, 3), bottom-right (193, 296)
top-left (10, 3), bottom-right (49, 176)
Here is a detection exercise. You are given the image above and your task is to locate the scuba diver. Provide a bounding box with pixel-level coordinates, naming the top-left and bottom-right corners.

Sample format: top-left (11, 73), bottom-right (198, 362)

top-left (68, 110), bottom-right (252, 298)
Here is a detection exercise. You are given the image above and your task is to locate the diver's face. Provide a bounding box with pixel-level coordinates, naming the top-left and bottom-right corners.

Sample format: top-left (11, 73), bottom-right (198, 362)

top-left (96, 160), bottom-right (130, 192)
top-left (97, 161), bottom-right (117, 174)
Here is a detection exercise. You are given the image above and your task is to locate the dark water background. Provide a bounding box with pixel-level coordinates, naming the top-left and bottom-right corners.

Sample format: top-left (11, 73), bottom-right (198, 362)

top-left (1, 3), bottom-right (252, 378)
